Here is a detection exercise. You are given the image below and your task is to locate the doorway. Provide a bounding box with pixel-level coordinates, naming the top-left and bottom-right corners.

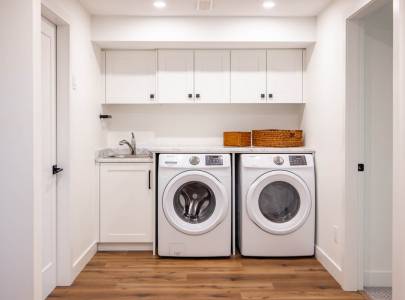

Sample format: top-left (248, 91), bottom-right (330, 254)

top-left (41, 17), bottom-right (58, 299)
top-left (346, 1), bottom-right (393, 299)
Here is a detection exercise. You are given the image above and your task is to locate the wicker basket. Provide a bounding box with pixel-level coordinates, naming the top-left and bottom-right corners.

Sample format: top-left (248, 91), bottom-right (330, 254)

top-left (252, 129), bottom-right (304, 147)
top-left (223, 132), bottom-right (251, 147)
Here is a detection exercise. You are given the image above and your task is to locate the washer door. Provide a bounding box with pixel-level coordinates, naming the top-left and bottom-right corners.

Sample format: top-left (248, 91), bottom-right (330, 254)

top-left (247, 170), bottom-right (311, 235)
top-left (163, 171), bottom-right (228, 235)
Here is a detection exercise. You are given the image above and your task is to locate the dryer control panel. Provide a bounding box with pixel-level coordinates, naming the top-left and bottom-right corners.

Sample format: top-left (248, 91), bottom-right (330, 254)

top-left (289, 155), bottom-right (307, 166)
top-left (241, 153), bottom-right (314, 169)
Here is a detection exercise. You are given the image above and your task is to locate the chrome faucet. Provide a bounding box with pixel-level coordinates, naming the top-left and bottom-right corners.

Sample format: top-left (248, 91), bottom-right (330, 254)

top-left (119, 132), bottom-right (136, 155)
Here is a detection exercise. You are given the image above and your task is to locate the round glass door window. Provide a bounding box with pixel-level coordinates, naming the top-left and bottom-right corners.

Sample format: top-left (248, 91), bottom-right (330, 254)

top-left (162, 170), bottom-right (228, 235)
top-left (259, 181), bottom-right (300, 223)
top-left (247, 171), bottom-right (311, 235)
top-left (173, 181), bottom-right (216, 224)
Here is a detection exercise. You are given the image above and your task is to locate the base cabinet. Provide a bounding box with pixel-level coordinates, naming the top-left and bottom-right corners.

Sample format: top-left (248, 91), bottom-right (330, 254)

top-left (99, 163), bottom-right (153, 244)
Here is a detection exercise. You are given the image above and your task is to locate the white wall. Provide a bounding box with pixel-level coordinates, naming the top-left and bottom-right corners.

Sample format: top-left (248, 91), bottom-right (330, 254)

top-left (302, 0), bottom-right (377, 286)
top-left (0, 1), bottom-right (41, 300)
top-left (392, 0), bottom-right (405, 298)
top-left (363, 3), bottom-right (393, 287)
top-left (42, 0), bottom-right (104, 284)
top-left (102, 104), bottom-right (304, 149)
top-left (91, 16), bottom-right (316, 48)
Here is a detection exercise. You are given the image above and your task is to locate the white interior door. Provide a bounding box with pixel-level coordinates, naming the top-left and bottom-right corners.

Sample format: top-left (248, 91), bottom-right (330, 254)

top-left (157, 50), bottom-right (194, 103)
top-left (267, 49), bottom-right (303, 103)
top-left (230, 50), bottom-right (267, 103)
top-left (41, 17), bottom-right (57, 299)
top-left (105, 50), bottom-right (157, 103)
top-left (194, 50), bottom-right (230, 103)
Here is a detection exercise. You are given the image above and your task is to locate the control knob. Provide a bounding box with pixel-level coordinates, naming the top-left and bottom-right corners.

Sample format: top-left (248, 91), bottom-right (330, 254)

top-left (273, 156), bottom-right (284, 165)
top-left (189, 156), bottom-right (200, 165)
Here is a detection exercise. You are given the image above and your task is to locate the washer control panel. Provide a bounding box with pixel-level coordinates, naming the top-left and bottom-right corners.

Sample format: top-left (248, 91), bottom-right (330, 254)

top-left (289, 155), bottom-right (307, 166)
top-left (205, 155), bottom-right (224, 166)
top-left (160, 154), bottom-right (230, 168)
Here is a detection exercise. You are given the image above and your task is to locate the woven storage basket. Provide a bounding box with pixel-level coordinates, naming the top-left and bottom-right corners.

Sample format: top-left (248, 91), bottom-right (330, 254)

top-left (252, 129), bottom-right (304, 147)
top-left (223, 132), bottom-right (251, 147)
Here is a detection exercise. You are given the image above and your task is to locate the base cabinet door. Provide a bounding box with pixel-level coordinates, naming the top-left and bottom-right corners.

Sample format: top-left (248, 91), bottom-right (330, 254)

top-left (100, 163), bottom-right (153, 243)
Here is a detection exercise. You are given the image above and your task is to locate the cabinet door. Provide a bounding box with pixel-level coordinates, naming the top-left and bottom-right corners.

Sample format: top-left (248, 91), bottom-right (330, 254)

top-left (230, 50), bottom-right (267, 103)
top-left (105, 51), bottom-right (157, 104)
top-left (158, 50), bottom-right (194, 103)
top-left (194, 50), bottom-right (230, 103)
top-left (267, 49), bottom-right (303, 103)
top-left (100, 163), bottom-right (153, 243)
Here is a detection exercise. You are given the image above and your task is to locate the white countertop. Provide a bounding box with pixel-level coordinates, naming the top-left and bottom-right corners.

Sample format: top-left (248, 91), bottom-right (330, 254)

top-left (96, 157), bottom-right (153, 163)
top-left (96, 146), bottom-right (315, 163)
top-left (146, 145), bottom-right (315, 154)
top-left (95, 148), bottom-right (153, 163)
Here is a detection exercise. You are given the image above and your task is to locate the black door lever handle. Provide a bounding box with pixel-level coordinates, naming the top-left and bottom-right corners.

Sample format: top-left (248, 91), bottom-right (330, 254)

top-left (52, 165), bottom-right (64, 175)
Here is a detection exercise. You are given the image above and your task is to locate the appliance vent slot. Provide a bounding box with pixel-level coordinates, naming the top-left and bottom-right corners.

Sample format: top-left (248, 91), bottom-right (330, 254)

top-left (197, 0), bottom-right (213, 11)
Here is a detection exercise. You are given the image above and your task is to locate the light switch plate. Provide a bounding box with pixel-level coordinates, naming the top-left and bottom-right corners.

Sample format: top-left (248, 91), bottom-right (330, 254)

top-left (72, 75), bottom-right (77, 90)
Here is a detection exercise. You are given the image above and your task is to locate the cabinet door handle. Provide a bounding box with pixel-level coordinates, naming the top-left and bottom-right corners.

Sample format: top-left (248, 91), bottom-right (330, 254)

top-left (196, 94), bottom-right (200, 99)
top-left (268, 94), bottom-right (273, 99)
top-left (261, 93), bottom-right (266, 99)
top-left (188, 93), bottom-right (193, 99)
top-left (149, 94), bottom-right (155, 100)
top-left (148, 170), bottom-right (151, 190)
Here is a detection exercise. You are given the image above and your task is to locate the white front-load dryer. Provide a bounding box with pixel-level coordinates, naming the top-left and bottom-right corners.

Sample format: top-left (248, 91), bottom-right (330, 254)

top-left (238, 154), bottom-right (315, 257)
top-left (158, 154), bottom-right (232, 257)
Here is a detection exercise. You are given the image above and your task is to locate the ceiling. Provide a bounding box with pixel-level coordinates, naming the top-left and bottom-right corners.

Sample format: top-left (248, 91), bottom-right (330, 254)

top-left (79, 0), bottom-right (333, 17)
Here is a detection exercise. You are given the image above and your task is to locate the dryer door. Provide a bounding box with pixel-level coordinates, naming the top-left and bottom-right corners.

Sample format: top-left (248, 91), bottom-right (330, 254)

top-left (163, 170), bottom-right (228, 235)
top-left (247, 170), bottom-right (311, 235)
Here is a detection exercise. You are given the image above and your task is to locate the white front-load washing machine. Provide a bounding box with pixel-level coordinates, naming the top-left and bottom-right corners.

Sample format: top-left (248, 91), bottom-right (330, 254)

top-left (238, 153), bottom-right (315, 257)
top-left (158, 154), bottom-right (232, 257)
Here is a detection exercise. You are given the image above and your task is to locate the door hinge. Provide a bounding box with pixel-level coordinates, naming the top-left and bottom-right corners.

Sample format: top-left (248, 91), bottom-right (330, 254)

top-left (358, 163), bottom-right (365, 172)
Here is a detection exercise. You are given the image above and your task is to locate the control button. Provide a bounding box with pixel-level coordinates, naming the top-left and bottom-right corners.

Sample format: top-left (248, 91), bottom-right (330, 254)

top-left (273, 156), bottom-right (284, 165)
top-left (205, 155), bottom-right (223, 166)
top-left (189, 156), bottom-right (200, 165)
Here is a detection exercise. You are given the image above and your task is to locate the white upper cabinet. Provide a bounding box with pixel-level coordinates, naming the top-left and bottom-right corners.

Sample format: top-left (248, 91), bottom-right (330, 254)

top-left (158, 50), bottom-right (194, 103)
top-left (100, 163), bottom-right (153, 243)
top-left (230, 50), bottom-right (267, 103)
top-left (105, 50), bottom-right (156, 104)
top-left (267, 49), bottom-right (303, 103)
top-left (194, 50), bottom-right (230, 103)
top-left (103, 49), bottom-right (304, 104)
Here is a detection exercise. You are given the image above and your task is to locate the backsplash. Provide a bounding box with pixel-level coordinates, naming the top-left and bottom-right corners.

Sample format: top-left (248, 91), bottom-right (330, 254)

top-left (101, 104), bottom-right (304, 149)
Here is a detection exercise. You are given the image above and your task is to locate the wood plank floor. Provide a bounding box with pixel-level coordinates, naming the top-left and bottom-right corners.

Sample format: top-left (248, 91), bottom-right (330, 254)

top-left (48, 252), bottom-right (366, 300)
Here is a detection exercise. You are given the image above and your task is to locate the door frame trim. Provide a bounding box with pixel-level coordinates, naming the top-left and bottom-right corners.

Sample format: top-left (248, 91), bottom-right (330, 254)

top-left (344, 0), bottom-right (393, 292)
top-left (41, 3), bottom-right (72, 286)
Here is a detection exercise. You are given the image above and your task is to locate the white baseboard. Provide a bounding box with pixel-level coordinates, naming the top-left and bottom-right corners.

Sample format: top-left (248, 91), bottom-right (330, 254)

top-left (72, 241), bottom-right (97, 280)
top-left (364, 270), bottom-right (392, 287)
top-left (98, 243), bottom-right (153, 251)
top-left (316, 246), bottom-right (343, 284)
